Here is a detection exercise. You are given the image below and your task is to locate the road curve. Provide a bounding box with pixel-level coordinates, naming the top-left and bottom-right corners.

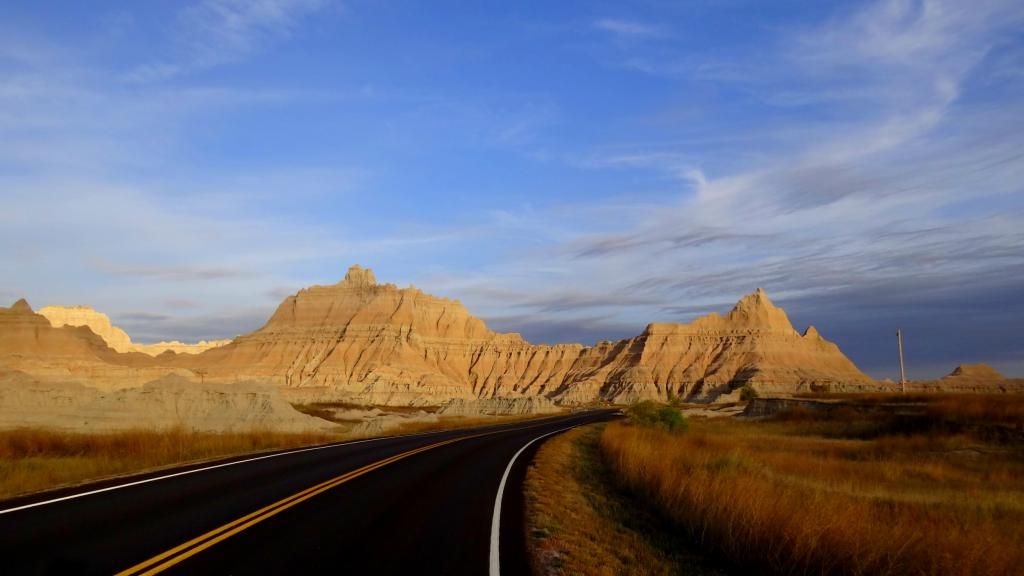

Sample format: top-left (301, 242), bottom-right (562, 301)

top-left (0, 410), bottom-right (617, 575)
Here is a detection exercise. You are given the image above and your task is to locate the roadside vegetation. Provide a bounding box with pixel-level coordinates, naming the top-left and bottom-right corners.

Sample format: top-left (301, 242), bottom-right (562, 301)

top-left (625, 401), bottom-right (689, 433)
top-left (600, 395), bottom-right (1024, 576)
top-left (790, 392), bottom-right (1024, 433)
top-left (525, 423), bottom-right (725, 575)
top-left (0, 427), bottom-right (336, 500)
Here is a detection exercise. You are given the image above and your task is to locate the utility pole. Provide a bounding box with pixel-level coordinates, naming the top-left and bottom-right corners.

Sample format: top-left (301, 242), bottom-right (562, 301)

top-left (195, 368), bottom-right (208, 385)
top-left (896, 329), bottom-right (906, 393)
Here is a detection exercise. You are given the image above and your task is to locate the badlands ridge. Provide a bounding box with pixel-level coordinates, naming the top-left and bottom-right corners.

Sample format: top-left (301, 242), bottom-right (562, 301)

top-left (38, 305), bottom-right (230, 356)
top-left (184, 265), bottom-right (875, 404)
top-left (2, 265), bottom-right (1017, 430)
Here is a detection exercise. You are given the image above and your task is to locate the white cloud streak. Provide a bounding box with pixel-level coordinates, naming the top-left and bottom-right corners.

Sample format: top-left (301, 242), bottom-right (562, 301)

top-left (126, 0), bottom-right (332, 82)
top-left (435, 0), bottom-right (1024, 377)
top-left (593, 18), bottom-right (664, 39)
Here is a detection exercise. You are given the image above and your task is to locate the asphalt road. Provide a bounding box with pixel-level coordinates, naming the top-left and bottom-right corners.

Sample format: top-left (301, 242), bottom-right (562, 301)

top-left (0, 410), bottom-right (617, 575)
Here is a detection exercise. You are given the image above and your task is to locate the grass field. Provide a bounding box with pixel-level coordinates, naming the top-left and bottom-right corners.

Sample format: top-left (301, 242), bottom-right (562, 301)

top-left (0, 411), bottom-right (558, 501)
top-left (525, 424), bottom-right (724, 576)
top-left (600, 395), bottom-right (1024, 576)
top-left (0, 427), bottom-right (338, 500)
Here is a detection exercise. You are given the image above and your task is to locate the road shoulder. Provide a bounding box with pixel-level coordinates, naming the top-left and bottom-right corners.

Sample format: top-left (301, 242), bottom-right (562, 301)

top-left (524, 423), bottom-right (726, 576)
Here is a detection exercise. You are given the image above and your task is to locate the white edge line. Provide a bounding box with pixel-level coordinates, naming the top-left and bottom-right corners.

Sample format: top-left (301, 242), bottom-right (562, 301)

top-left (489, 424), bottom-right (577, 576)
top-left (0, 417), bottom-right (533, 517)
top-left (0, 436), bottom-right (380, 516)
top-left (0, 412), bottom-right (580, 516)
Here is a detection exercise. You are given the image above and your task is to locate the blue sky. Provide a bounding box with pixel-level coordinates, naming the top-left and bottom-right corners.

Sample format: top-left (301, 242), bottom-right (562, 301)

top-left (2, 0), bottom-right (1023, 379)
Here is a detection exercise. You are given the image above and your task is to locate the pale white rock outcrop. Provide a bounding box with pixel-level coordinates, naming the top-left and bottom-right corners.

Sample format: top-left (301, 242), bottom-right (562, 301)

top-left (0, 371), bottom-right (333, 432)
top-left (438, 396), bottom-right (560, 416)
top-left (38, 305), bottom-right (229, 356)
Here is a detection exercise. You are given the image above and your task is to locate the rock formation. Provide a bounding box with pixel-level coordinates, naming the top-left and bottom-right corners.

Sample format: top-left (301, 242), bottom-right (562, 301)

top-left (184, 266), bottom-right (578, 404)
top-left (0, 370), bottom-right (331, 432)
top-left (133, 340), bottom-right (232, 356)
top-left (38, 305), bottom-right (229, 356)
top-left (550, 288), bottom-right (877, 403)
top-left (438, 396), bottom-right (560, 416)
top-left (0, 300), bottom-right (184, 390)
top-left (905, 363), bottom-right (1024, 394)
top-left (946, 364), bottom-right (1005, 381)
top-left (0, 267), bottom-right (886, 406)
top-left (183, 266), bottom-right (875, 404)
top-left (37, 305), bottom-right (135, 352)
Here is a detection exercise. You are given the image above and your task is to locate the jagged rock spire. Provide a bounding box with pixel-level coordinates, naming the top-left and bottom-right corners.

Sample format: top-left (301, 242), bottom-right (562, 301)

top-left (10, 299), bottom-right (32, 313)
top-left (343, 264), bottom-right (377, 286)
top-left (727, 288), bottom-right (796, 333)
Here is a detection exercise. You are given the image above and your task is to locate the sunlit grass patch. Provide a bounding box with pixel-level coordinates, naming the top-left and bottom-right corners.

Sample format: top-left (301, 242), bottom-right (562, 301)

top-left (600, 411), bottom-right (1024, 576)
top-left (525, 424), bottom-right (724, 575)
top-left (0, 427), bottom-right (337, 500)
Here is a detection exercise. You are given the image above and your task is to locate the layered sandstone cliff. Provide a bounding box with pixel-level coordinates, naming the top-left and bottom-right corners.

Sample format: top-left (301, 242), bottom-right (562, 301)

top-left (1, 266), bottom-right (882, 404)
top-left (187, 266), bottom-right (583, 404)
top-left (551, 289), bottom-right (876, 403)
top-left (38, 305), bottom-right (229, 356)
top-left (184, 266), bottom-right (875, 404)
top-left (0, 300), bottom-right (186, 390)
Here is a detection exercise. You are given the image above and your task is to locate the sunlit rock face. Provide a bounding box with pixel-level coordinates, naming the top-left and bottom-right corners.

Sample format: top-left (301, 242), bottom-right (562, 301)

top-left (187, 265), bottom-right (585, 405)
top-left (0, 300), bottom-right (183, 390)
top-left (185, 265), bottom-right (875, 405)
top-left (38, 305), bottom-right (136, 353)
top-left (0, 266), bottom-right (879, 404)
top-left (37, 305), bottom-right (229, 356)
top-left (550, 288), bottom-right (876, 404)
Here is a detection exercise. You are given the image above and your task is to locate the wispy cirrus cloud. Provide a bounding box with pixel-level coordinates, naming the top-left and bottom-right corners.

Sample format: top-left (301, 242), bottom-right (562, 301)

top-left (592, 18), bottom-right (665, 40)
top-left (4, 1), bottom-right (1023, 380)
top-left (434, 0), bottom-right (1024, 379)
top-left (90, 262), bottom-right (252, 281)
top-left (126, 0), bottom-right (333, 82)
top-left (183, 0), bottom-right (330, 64)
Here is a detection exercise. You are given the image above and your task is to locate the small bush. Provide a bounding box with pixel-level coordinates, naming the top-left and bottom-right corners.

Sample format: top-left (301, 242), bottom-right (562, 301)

top-left (739, 384), bottom-right (759, 401)
top-left (626, 401), bottom-right (688, 433)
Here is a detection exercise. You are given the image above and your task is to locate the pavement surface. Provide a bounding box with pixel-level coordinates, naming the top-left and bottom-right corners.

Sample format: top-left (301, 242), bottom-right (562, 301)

top-left (0, 410), bottom-right (617, 575)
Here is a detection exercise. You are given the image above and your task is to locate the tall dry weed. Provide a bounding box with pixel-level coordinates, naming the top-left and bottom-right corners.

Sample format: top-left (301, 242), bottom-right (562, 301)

top-left (600, 420), bottom-right (1024, 576)
top-left (0, 427), bottom-right (335, 499)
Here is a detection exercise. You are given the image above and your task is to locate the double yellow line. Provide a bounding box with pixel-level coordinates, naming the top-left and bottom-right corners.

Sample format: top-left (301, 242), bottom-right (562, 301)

top-left (116, 436), bottom-right (464, 576)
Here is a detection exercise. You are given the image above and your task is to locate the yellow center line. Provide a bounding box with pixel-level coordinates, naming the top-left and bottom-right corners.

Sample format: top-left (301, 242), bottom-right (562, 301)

top-left (115, 416), bottom-right (587, 576)
top-left (115, 436), bottom-right (464, 576)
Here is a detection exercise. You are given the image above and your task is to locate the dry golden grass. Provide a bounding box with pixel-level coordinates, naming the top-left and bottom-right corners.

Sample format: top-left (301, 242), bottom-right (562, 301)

top-left (0, 427), bottom-right (337, 500)
top-left (525, 424), bottom-right (724, 576)
top-left (793, 392), bottom-right (1024, 424)
top-left (600, 413), bottom-right (1024, 576)
top-left (0, 412), bottom-right (558, 501)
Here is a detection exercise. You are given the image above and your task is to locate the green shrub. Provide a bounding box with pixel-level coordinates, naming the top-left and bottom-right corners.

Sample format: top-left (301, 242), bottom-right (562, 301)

top-left (739, 384), bottom-right (759, 402)
top-left (655, 405), bottom-right (688, 433)
top-left (626, 401), bottom-right (688, 433)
